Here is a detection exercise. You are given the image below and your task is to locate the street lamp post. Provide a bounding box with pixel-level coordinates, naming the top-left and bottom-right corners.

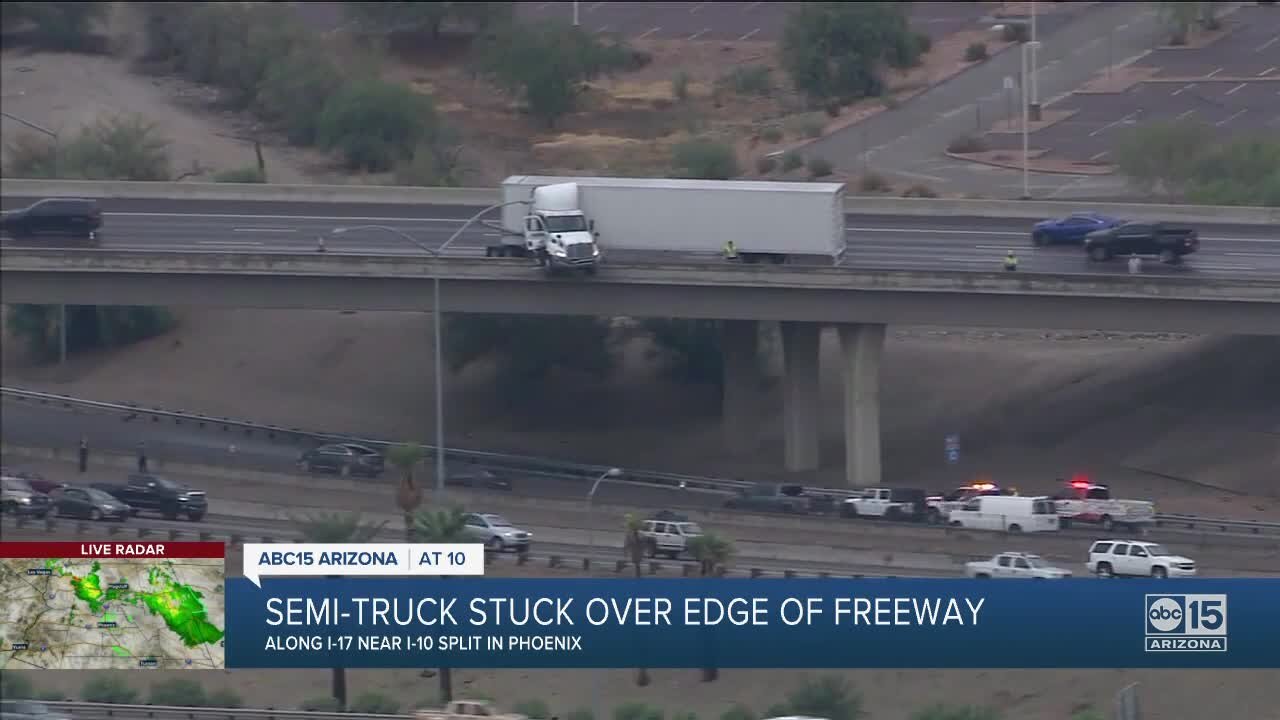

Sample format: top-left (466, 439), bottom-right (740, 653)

top-left (331, 201), bottom-right (528, 496)
top-left (1020, 40), bottom-right (1041, 200)
top-left (586, 468), bottom-right (623, 552)
top-left (573, 1), bottom-right (580, 26)
top-left (1029, 1), bottom-right (1041, 121)
top-left (3, 111), bottom-right (65, 364)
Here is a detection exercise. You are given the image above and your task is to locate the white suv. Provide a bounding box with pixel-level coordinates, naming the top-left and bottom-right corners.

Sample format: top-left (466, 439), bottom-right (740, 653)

top-left (639, 520), bottom-right (703, 559)
top-left (1087, 539), bottom-right (1196, 578)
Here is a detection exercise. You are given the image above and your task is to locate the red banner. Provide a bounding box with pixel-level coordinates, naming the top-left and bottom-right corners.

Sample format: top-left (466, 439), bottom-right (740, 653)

top-left (0, 541), bottom-right (225, 558)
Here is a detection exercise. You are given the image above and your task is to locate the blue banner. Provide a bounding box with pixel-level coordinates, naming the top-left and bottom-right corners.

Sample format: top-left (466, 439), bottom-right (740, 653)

top-left (224, 577), bottom-right (1280, 668)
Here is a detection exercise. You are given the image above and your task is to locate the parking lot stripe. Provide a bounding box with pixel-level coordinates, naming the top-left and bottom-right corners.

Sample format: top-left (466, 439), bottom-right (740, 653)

top-left (1172, 83), bottom-right (1197, 96)
top-left (1216, 109), bottom-right (1248, 127)
top-left (637, 27), bottom-right (661, 39)
top-left (1257, 36), bottom-right (1278, 53)
top-left (1260, 67), bottom-right (1277, 76)
top-left (1225, 83), bottom-right (1248, 95)
top-left (1206, 67), bottom-right (1223, 77)
top-left (1089, 112), bottom-right (1138, 137)
top-left (1176, 109), bottom-right (1197, 121)
top-left (738, 28), bottom-right (760, 41)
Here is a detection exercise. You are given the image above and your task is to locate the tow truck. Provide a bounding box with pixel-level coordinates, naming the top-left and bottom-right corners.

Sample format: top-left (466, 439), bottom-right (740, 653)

top-left (1051, 477), bottom-right (1155, 531)
top-left (925, 482), bottom-right (1007, 524)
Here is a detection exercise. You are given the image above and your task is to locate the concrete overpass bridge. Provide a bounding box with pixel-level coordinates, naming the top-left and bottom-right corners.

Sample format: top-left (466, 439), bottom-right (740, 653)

top-left (4, 247), bottom-right (1278, 487)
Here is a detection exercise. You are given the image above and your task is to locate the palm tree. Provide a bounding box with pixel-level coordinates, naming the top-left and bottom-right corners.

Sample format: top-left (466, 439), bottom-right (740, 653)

top-left (289, 512), bottom-right (386, 710)
top-left (412, 506), bottom-right (470, 703)
top-left (621, 513), bottom-right (652, 687)
top-left (387, 443), bottom-right (426, 541)
top-left (687, 531), bottom-right (734, 682)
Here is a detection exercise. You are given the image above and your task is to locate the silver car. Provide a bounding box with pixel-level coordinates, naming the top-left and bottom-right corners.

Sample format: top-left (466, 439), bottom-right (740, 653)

top-left (462, 513), bottom-right (531, 553)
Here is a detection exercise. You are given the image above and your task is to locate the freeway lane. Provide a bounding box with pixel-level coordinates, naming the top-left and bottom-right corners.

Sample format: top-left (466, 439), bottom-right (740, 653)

top-left (4, 197), bottom-right (1278, 277)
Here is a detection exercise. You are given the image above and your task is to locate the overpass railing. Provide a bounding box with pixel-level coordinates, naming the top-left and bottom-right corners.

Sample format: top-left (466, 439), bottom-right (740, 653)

top-left (4, 387), bottom-right (1279, 537)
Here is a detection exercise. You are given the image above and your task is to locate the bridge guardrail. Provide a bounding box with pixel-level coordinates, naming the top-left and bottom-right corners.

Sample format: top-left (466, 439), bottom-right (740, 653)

top-left (4, 386), bottom-right (1279, 537)
top-left (32, 702), bottom-right (411, 720)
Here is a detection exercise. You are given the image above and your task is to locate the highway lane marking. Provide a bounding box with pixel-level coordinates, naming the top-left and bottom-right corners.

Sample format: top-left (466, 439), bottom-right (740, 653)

top-left (637, 26), bottom-right (661, 40)
top-left (195, 240), bottom-right (263, 246)
top-left (861, 229), bottom-right (1278, 243)
top-left (1089, 112), bottom-right (1138, 136)
top-left (1257, 37), bottom-right (1278, 53)
top-left (1225, 83), bottom-right (1248, 96)
top-left (232, 227), bottom-right (296, 233)
top-left (688, 28), bottom-right (711, 40)
top-left (1226, 252), bottom-right (1280, 258)
top-left (1260, 67), bottom-right (1276, 77)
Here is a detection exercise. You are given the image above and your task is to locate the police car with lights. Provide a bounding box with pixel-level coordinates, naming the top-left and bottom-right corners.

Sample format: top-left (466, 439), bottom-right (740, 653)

top-left (1051, 476), bottom-right (1155, 531)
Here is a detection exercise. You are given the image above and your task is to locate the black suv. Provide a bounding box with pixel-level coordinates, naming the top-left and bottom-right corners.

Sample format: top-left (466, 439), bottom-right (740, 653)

top-left (299, 443), bottom-right (385, 478)
top-left (1083, 222), bottom-right (1199, 264)
top-left (1, 198), bottom-right (103, 240)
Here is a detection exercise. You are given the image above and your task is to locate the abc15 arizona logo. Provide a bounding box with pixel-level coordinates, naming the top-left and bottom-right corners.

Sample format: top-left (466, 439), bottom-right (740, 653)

top-left (1145, 594), bottom-right (1227, 652)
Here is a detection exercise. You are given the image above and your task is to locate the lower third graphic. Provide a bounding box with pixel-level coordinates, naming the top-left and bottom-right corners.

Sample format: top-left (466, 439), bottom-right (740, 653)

top-left (1145, 594), bottom-right (1227, 652)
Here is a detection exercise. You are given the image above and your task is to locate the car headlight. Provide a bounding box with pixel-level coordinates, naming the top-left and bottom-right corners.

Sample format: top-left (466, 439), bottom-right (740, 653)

top-left (18, 496), bottom-right (32, 504)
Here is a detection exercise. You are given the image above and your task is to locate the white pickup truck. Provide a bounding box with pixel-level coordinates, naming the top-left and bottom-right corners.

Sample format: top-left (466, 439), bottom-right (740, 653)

top-left (415, 701), bottom-right (526, 720)
top-left (840, 487), bottom-right (927, 521)
top-left (1051, 480), bottom-right (1155, 531)
top-left (964, 552), bottom-right (1072, 579)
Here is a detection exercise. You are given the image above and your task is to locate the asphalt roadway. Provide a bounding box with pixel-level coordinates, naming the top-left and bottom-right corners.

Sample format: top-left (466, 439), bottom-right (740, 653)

top-left (3, 197), bottom-right (1278, 277)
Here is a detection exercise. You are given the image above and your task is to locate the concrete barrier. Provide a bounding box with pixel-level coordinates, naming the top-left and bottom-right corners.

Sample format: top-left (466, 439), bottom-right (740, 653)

top-left (5, 178), bottom-right (1277, 225)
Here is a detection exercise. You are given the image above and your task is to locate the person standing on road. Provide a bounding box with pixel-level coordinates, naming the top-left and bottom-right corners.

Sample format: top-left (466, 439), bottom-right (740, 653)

top-left (78, 436), bottom-right (89, 473)
top-left (723, 239), bottom-right (738, 260)
top-left (136, 441), bottom-right (148, 473)
top-left (1003, 251), bottom-right (1019, 272)
top-left (1128, 254), bottom-right (1142, 274)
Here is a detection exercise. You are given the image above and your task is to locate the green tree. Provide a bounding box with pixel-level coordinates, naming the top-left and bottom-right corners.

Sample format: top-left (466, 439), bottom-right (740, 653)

top-left (777, 676), bottom-right (864, 720)
top-left (412, 507), bottom-right (470, 703)
top-left (621, 514), bottom-right (652, 687)
top-left (387, 443), bottom-right (427, 540)
top-left (290, 512), bottom-right (386, 709)
top-left (1, 672), bottom-right (36, 699)
top-left (474, 21), bottom-right (632, 127)
top-left (443, 314), bottom-right (615, 408)
top-left (58, 114), bottom-right (173, 181)
top-left (80, 676), bottom-right (139, 704)
top-left (781, 2), bottom-right (917, 105)
top-left (1112, 120), bottom-right (1213, 198)
top-left (5, 305), bottom-right (176, 363)
top-left (670, 139), bottom-right (740, 180)
top-left (345, 2), bottom-right (514, 36)
top-left (149, 678), bottom-right (207, 707)
top-left (642, 319), bottom-right (724, 390)
top-left (256, 46), bottom-right (346, 146)
top-left (911, 706), bottom-right (1001, 720)
top-left (2, 2), bottom-right (108, 51)
top-left (687, 531), bottom-right (734, 682)
top-left (1186, 136), bottom-right (1280, 207)
top-left (317, 78), bottom-right (439, 172)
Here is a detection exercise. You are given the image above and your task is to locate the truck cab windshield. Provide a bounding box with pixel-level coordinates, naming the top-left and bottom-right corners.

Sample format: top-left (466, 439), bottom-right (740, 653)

top-left (544, 216), bottom-right (588, 233)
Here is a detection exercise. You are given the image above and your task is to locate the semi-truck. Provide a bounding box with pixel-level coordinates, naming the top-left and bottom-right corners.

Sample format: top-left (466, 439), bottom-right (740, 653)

top-left (488, 175), bottom-right (847, 273)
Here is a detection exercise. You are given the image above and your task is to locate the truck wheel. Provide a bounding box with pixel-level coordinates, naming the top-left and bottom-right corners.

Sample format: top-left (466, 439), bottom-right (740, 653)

top-left (1089, 246), bottom-right (1110, 262)
top-left (1151, 566), bottom-right (1167, 579)
top-left (487, 537), bottom-right (504, 552)
top-left (927, 509), bottom-right (941, 525)
top-left (1095, 562), bottom-right (1114, 578)
top-left (340, 464), bottom-right (350, 478)
top-left (645, 540), bottom-right (658, 558)
top-left (584, 266), bottom-right (597, 276)
top-left (90, 508), bottom-right (102, 521)
top-left (975, 573), bottom-right (990, 579)
top-left (1007, 523), bottom-right (1023, 533)
top-left (1100, 515), bottom-right (1114, 532)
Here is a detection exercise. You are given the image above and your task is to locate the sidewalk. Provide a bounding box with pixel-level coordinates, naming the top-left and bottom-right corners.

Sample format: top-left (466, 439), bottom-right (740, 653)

top-left (806, 2), bottom-right (1164, 198)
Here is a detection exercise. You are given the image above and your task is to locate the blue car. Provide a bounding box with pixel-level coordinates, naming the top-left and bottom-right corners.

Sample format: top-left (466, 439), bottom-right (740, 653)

top-left (1031, 212), bottom-right (1122, 246)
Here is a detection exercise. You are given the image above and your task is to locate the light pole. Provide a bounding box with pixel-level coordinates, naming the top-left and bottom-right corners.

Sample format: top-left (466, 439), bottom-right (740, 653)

top-left (3, 111), bottom-right (66, 364)
top-left (573, 0), bottom-right (580, 26)
top-left (585, 467), bottom-right (623, 551)
top-left (1020, 40), bottom-right (1041, 200)
top-left (331, 201), bottom-right (527, 495)
top-left (1029, 1), bottom-right (1041, 121)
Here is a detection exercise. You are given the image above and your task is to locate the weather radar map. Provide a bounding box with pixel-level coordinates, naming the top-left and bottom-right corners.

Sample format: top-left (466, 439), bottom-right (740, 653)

top-left (0, 542), bottom-right (225, 670)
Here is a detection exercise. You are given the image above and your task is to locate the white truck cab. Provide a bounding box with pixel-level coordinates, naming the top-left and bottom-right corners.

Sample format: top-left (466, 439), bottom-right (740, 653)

top-left (1052, 478), bottom-right (1155, 531)
top-left (840, 487), bottom-right (926, 521)
top-left (965, 552), bottom-right (1072, 579)
top-left (638, 519), bottom-right (703, 558)
top-left (519, 183), bottom-right (600, 273)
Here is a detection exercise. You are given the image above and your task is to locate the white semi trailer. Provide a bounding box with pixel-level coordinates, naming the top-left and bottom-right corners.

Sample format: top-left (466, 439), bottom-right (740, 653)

top-left (489, 176), bottom-right (847, 273)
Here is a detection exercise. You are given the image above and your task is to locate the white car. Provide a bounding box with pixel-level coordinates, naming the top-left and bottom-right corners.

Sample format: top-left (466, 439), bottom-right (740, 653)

top-left (462, 513), bottom-right (531, 553)
top-left (965, 552), bottom-right (1072, 579)
top-left (638, 519), bottom-right (703, 559)
top-left (1086, 539), bottom-right (1196, 578)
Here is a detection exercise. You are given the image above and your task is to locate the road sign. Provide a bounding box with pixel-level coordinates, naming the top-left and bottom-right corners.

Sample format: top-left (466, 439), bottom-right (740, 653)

top-left (945, 434), bottom-right (960, 464)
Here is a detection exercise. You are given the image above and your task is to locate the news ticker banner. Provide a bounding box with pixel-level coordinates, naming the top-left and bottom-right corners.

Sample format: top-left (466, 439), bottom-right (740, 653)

top-left (0, 541), bottom-right (482, 671)
top-left (222, 577), bottom-right (1280, 669)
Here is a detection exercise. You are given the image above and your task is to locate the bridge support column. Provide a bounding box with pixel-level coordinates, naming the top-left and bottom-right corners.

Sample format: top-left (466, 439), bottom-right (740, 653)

top-left (721, 319), bottom-right (760, 455)
top-left (839, 323), bottom-right (886, 488)
top-left (780, 321), bottom-right (822, 472)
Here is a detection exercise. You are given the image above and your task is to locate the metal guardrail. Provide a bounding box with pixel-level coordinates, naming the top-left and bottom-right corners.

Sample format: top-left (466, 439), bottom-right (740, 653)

top-left (5, 386), bottom-right (1280, 537)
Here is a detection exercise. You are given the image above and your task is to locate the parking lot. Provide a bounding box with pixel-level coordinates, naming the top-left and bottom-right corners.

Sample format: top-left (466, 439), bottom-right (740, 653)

top-left (982, 4), bottom-right (1280, 163)
top-left (515, 1), bottom-right (1086, 42)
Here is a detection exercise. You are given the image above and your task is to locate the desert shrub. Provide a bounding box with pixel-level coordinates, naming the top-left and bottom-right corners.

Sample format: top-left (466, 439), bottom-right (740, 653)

top-left (672, 71), bottom-right (691, 101)
top-left (81, 676), bottom-right (138, 704)
top-left (150, 678), bottom-right (206, 707)
top-left (946, 134), bottom-right (988, 154)
top-left (3, 133), bottom-right (60, 178)
top-left (317, 78), bottom-right (437, 172)
top-left (782, 676), bottom-right (865, 720)
top-left (1114, 122), bottom-right (1280, 205)
top-left (915, 31), bottom-right (933, 54)
top-left (7, 305), bottom-right (177, 362)
top-left (911, 706), bottom-right (1001, 720)
top-left (1002, 22), bottom-right (1030, 42)
top-left (614, 703), bottom-right (663, 720)
top-left (1, 2), bottom-right (109, 51)
top-left (902, 183), bottom-right (939, 198)
top-left (256, 46), bottom-right (345, 146)
top-left (671, 138), bottom-right (740, 180)
top-left (671, 714), bottom-right (698, 720)
top-left (62, 114), bottom-right (172, 180)
top-left (722, 64), bottom-right (772, 95)
top-left (38, 690), bottom-right (67, 701)
top-left (206, 688), bottom-right (244, 708)
top-left (567, 709), bottom-right (595, 720)
top-left (756, 155), bottom-right (778, 174)
top-left (301, 697), bottom-right (342, 711)
top-left (799, 117), bottom-right (825, 138)
top-left (859, 172), bottom-right (890, 192)
top-left (964, 41), bottom-right (989, 61)
top-left (349, 692), bottom-right (400, 715)
top-left (781, 152), bottom-right (804, 172)
top-left (213, 166), bottom-right (266, 183)
top-left (760, 125), bottom-right (784, 143)
top-left (782, 2), bottom-right (910, 104)
top-left (396, 132), bottom-right (465, 187)
top-left (513, 700), bottom-right (552, 719)
top-left (807, 156), bottom-right (834, 178)
top-left (720, 705), bottom-right (756, 720)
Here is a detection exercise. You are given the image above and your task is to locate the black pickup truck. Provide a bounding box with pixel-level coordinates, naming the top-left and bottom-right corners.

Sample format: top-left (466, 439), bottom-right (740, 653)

top-left (1083, 222), bottom-right (1199, 264)
top-left (91, 474), bottom-right (208, 521)
top-left (723, 483), bottom-right (833, 514)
